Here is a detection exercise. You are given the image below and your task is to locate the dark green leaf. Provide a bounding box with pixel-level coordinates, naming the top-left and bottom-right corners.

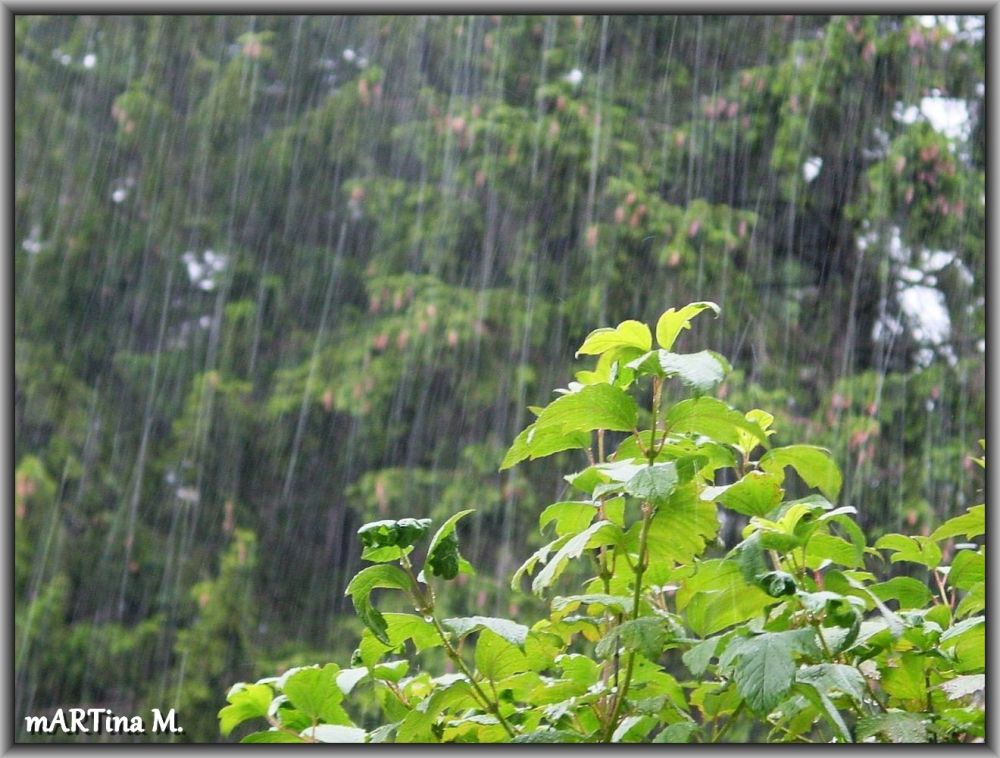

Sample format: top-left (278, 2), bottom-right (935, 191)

top-left (424, 509), bottom-right (474, 581)
top-left (624, 462), bottom-right (678, 504)
top-left (856, 712), bottom-right (929, 743)
top-left (595, 617), bottom-right (669, 661)
top-left (718, 629), bottom-right (818, 714)
top-left (653, 722), bottom-right (699, 743)
top-left (357, 518), bottom-right (432, 550)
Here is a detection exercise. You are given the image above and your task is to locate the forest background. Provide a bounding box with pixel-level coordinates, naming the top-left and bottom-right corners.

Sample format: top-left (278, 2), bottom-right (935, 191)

top-left (13, 14), bottom-right (984, 741)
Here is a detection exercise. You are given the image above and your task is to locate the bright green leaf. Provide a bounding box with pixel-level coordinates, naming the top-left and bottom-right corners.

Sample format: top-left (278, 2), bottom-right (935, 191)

top-left (759, 445), bottom-right (842, 501)
top-left (665, 397), bottom-right (768, 447)
top-left (702, 471), bottom-right (783, 517)
top-left (655, 302), bottom-right (720, 351)
top-left (283, 665), bottom-right (352, 725)
top-left (219, 683), bottom-right (273, 737)
top-left (475, 628), bottom-right (529, 681)
top-left (930, 504), bottom-right (984, 541)
top-left (577, 319), bottom-right (652, 356)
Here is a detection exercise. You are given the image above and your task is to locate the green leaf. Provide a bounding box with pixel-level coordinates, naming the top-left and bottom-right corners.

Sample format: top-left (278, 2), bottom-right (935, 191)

top-left (537, 383), bottom-right (640, 435)
top-left (595, 617), bottom-right (668, 661)
top-left (360, 544), bottom-right (413, 563)
top-left (718, 629), bottom-right (817, 714)
top-left (240, 730), bottom-right (307, 743)
top-left (702, 471), bottom-right (783, 517)
top-left (283, 665), bottom-right (351, 725)
top-left (628, 349), bottom-right (731, 394)
top-left (665, 397), bottom-right (768, 447)
top-left (955, 581), bottom-right (984, 618)
top-left (475, 628), bottom-right (529, 681)
top-left (736, 409), bottom-right (775, 456)
top-left (881, 652), bottom-right (926, 702)
top-left (940, 617), bottom-right (984, 672)
top-left (806, 533), bottom-right (863, 569)
top-left (500, 422), bottom-right (590, 469)
top-left (510, 535), bottom-right (570, 591)
top-left (335, 668), bottom-right (369, 694)
top-left (759, 445), bottom-right (842, 501)
top-left (443, 616), bottom-right (529, 647)
top-left (577, 319), bottom-right (652, 356)
top-left (795, 663), bottom-right (865, 704)
top-left (938, 674), bottom-right (985, 701)
top-left (501, 384), bottom-right (639, 470)
top-left (551, 594), bottom-right (632, 618)
top-left (659, 350), bottom-right (731, 393)
top-left (424, 509), bottom-right (474, 580)
top-left (793, 682), bottom-right (852, 743)
top-left (856, 712), bottom-right (929, 743)
top-left (219, 683), bottom-right (273, 737)
top-left (931, 504), bottom-right (984, 541)
top-left (531, 520), bottom-right (622, 595)
top-left (538, 501), bottom-right (597, 536)
top-left (630, 483), bottom-right (719, 575)
top-left (357, 613), bottom-right (442, 668)
top-left (372, 659), bottom-right (408, 683)
top-left (682, 635), bottom-right (722, 676)
top-left (345, 565), bottom-right (413, 644)
top-left (512, 729), bottom-right (585, 743)
top-left (395, 679), bottom-right (477, 742)
top-left (612, 714), bottom-right (657, 742)
top-left (757, 570), bottom-right (797, 598)
top-left (947, 549), bottom-right (984, 590)
top-left (624, 462), bottom-right (678, 505)
top-left (303, 724), bottom-right (367, 743)
top-left (357, 518), bottom-right (432, 550)
top-left (869, 577), bottom-right (933, 610)
top-left (655, 302), bottom-right (720, 351)
top-left (683, 581), bottom-right (775, 637)
top-left (653, 722), bottom-right (699, 743)
top-left (874, 534), bottom-right (942, 569)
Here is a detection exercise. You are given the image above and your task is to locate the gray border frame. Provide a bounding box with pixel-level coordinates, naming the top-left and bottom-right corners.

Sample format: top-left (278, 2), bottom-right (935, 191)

top-left (3, 4), bottom-right (996, 754)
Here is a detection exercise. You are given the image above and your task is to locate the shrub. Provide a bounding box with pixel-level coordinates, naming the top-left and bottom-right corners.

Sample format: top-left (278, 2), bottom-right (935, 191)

top-left (220, 303), bottom-right (984, 743)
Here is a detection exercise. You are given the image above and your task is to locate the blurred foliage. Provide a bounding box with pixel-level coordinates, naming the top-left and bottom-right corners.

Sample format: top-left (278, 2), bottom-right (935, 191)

top-left (14, 14), bottom-right (983, 741)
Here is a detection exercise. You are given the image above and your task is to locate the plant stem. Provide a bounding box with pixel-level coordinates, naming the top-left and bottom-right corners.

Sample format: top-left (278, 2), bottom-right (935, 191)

top-left (813, 622), bottom-right (834, 661)
top-left (427, 605), bottom-right (517, 739)
top-left (268, 713), bottom-right (315, 742)
top-left (713, 700), bottom-right (745, 742)
top-left (398, 555), bottom-right (516, 739)
top-left (603, 377), bottom-right (662, 742)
